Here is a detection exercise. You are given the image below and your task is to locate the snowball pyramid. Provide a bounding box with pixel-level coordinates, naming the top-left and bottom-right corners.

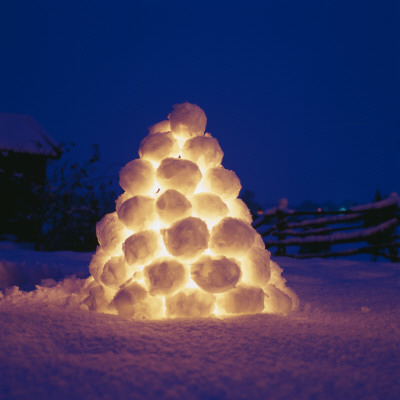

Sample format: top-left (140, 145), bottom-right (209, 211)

top-left (83, 102), bottom-right (299, 319)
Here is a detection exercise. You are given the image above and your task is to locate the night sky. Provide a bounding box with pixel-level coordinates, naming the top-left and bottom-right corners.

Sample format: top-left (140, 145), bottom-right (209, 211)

top-left (1, 0), bottom-right (399, 207)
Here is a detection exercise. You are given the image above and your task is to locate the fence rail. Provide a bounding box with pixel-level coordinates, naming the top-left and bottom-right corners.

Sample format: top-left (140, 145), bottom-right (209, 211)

top-left (252, 194), bottom-right (400, 262)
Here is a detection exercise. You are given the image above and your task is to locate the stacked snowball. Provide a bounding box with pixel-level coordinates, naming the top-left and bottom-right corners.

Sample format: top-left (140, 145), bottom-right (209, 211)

top-left (83, 102), bottom-right (299, 319)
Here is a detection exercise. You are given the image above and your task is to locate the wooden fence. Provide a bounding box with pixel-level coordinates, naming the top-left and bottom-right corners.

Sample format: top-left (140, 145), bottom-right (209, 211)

top-left (252, 193), bottom-right (400, 262)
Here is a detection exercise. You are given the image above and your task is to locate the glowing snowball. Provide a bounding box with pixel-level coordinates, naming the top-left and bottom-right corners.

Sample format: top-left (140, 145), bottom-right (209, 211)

top-left (112, 281), bottom-right (163, 319)
top-left (269, 260), bottom-right (285, 287)
top-left (281, 286), bottom-right (300, 311)
top-left (269, 261), bottom-right (300, 311)
top-left (149, 120), bottom-right (170, 134)
top-left (101, 255), bottom-right (129, 289)
top-left (168, 102), bottom-right (207, 139)
top-left (166, 289), bottom-right (216, 318)
top-left (162, 217), bottom-right (209, 260)
top-left (155, 189), bottom-right (192, 225)
top-left (182, 135), bottom-right (223, 171)
top-left (139, 132), bottom-right (179, 162)
top-left (112, 282), bottom-right (146, 317)
top-left (264, 284), bottom-right (292, 315)
top-left (254, 233), bottom-right (266, 249)
top-left (218, 284), bottom-right (265, 314)
top-left (191, 255), bottom-right (241, 293)
top-left (202, 166), bottom-right (241, 200)
top-left (156, 158), bottom-right (202, 195)
top-left (123, 230), bottom-right (160, 267)
top-left (119, 159), bottom-right (155, 196)
top-left (241, 247), bottom-right (271, 287)
top-left (83, 283), bottom-right (113, 312)
top-left (144, 257), bottom-right (187, 296)
top-left (115, 192), bottom-right (131, 212)
top-left (209, 217), bottom-right (255, 256)
top-left (191, 193), bottom-right (228, 222)
top-left (96, 212), bottom-right (125, 255)
top-left (117, 195), bottom-right (156, 232)
top-left (229, 198), bottom-right (253, 224)
top-left (89, 247), bottom-right (109, 282)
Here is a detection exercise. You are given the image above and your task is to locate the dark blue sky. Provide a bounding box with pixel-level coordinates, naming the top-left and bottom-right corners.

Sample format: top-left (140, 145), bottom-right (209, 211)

top-left (1, 0), bottom-right (399, 207)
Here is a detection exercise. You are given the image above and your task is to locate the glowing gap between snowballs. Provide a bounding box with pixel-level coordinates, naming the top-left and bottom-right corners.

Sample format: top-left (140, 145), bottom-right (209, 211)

top-left (83, 102), bottom-right (299, 319)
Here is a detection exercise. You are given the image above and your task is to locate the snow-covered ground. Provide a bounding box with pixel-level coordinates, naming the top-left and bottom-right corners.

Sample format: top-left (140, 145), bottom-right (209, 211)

top-left (0, 246), bottom-right (399, 400)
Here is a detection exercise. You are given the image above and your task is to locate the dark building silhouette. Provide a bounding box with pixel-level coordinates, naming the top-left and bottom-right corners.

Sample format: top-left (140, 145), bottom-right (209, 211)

top-left (0, 114), bottom-right (62, 242)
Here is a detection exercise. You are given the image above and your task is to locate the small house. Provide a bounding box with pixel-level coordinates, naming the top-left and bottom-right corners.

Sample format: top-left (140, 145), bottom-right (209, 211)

top-left (0, 114), bottom-right (62, 242)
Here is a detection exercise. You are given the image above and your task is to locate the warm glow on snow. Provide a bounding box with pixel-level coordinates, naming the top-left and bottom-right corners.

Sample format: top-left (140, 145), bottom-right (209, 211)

top-left (85, 102), bottom-right (299, 319)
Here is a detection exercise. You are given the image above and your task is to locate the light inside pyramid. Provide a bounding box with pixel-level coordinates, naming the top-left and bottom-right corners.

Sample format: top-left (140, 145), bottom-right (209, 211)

top-left (84, 102), bottom-right (299, 319)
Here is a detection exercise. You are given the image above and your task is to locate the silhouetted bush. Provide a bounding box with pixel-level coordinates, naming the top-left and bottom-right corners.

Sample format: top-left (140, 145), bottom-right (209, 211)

top-left (31, 143), bottom-right (118, 251)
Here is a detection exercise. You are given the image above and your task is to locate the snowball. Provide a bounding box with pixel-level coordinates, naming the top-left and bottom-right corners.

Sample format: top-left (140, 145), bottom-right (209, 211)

top-left (162, 217), bottom-right (209, 260)
top-left (83, 283), bottom-right (113, 312)
top-left (182, 135), bottom-right (223, 171)
top-left (254, 233), bottom-right (266, 249)
top-left (156, 158), bottom-right (202, 196)
top-left (156, 189), bottom-right (192, 225)
top-left (269, 260), bottom-right (285, 287)
top-left (229, 198), bottom-right (253, 224)
top-left (191, 193), bottom-right (228, 222)
top-left (117, 195), bottom-right (156, 232)
top-left (241, 246), bottom-right (271, 287)
top-left (168, 102), bottom-right (207, 139)
top-left (264, 284), bottom-right (292, 315)
top-left (282, 286), bottom-right (300, 311)
top-left (217, 284), bottom-right (265, 315)
top-left (144, 257), bottom-right (187, 296)
top-left (119, 159), bottom-right (155, 196)
top-left (123, 230), bottom-right (160, 267)
top-left (139, 132), bottom-right (179, 162)
top-left (267, 260), bottom-right (300, 312)
top-left (115, 192), bottom-right (131, 212)
top-left (166, 289), bottom-right (216, 318)
top-left (209, 217), bottom-right (255, 257)
top-left (88, 246), bottom-right (109, 282)
top-left (148, 120), bottom-right (170, 134)
top-left (96, 212), bottom-right (125, 255)
top-left (113, 281), bottom-right (146, 317)
top-left (113, 282), bottom-right (163, 319)
top-left (201, 166), bottom-right (241, 200)
top-left (191, 255), bottom-right (241, 293)
top-left (101, 255), bottom-right (129, 289)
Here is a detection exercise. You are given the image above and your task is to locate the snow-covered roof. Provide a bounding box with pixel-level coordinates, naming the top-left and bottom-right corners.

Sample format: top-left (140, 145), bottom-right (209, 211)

top-left (0, 113), bottom-right (62, 158)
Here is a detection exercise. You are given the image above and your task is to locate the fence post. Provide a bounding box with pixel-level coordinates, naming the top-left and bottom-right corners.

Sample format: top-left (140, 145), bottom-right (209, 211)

top-left (275, 210), bottom-right (287, 256)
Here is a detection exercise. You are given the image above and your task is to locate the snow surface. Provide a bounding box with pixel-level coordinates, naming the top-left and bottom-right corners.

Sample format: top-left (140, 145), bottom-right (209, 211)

top-left (0, 247), bottom-right (399, 400)
top-left (0, 244), bottom-right (90, 290)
